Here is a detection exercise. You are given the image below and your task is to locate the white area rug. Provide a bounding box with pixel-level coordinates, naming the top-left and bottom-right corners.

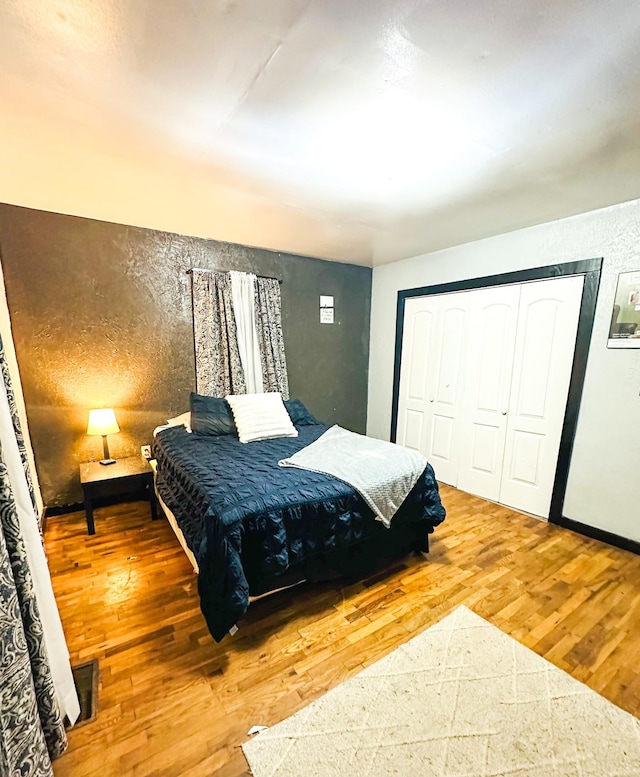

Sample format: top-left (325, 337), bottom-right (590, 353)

top-left (242, 605), bottom-right (640, 776)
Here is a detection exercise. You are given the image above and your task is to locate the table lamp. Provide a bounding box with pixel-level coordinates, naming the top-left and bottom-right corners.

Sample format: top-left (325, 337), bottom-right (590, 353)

top-left (87, 408), bottom-right (120, 465)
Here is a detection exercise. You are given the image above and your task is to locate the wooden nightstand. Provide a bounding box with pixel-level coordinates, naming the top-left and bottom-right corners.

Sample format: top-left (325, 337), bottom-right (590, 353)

top-left (79, 456), bottom-right (158, 535)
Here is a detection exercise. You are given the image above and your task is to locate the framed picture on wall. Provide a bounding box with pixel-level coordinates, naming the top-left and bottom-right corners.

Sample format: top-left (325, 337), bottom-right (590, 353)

top-left (608, 270), bottom-right (640, 348)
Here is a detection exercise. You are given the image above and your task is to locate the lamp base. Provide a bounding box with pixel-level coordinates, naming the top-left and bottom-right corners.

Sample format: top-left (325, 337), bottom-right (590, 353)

top-left (99, 458), bottom-right (117, 466)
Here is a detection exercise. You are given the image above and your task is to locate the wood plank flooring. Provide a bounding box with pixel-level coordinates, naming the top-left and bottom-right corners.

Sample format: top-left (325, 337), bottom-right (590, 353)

top-left (47, 486), bottom-right (640, 776)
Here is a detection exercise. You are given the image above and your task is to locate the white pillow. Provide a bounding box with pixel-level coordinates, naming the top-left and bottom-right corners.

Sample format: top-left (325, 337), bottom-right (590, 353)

top-left (167, 411), bottom-right (192, 432)
top-left (225, 393), bottom-right (298, 444)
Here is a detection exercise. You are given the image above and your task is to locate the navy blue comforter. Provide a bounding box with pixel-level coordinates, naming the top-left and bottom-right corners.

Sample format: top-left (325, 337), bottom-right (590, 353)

top-left (153, 424), bottom-right (445, 641)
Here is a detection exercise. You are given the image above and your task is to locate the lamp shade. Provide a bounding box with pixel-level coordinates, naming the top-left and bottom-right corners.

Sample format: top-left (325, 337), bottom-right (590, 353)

top-left (87, 408), bottom-right (120, 436)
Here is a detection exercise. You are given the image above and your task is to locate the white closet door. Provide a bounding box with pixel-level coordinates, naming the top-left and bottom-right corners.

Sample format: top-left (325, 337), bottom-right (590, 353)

top-left (499, 275), bottom-right (584, 517)
top-left (424, 293), bottom-right (468, 485)
top-left (396, 293), bottom-right (468, 485)
top-left (457, 284), bottom-right (520, 501)
top-left (396, 296), bottom-right (439, 455)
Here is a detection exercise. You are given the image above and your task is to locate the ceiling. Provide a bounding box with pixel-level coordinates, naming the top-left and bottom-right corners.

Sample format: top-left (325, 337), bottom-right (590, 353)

top-left (1, 0), bottom-right (639, 267)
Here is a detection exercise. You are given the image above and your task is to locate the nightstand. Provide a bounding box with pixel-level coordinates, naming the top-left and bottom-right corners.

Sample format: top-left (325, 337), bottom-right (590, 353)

top-left (79, 456), bottom-right (158, 535)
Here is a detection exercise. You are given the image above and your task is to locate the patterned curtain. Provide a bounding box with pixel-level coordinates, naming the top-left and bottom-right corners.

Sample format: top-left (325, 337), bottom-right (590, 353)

top-left (191, 270), bottom-right (246, 397)
top-left (0, 336), bottom-right (37, 515)
top-left (254, 277), bottom-right (290, 398)
top-left (0, 438), bottom-right (67, 776)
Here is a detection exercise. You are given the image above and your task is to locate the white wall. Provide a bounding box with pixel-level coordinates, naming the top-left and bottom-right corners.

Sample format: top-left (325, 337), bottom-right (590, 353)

top-left (368, 199), bottom-right (640, 541)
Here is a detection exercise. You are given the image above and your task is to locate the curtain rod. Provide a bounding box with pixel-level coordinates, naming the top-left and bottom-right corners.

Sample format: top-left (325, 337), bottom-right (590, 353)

top-left (186, 267), bottom-right (282, 284)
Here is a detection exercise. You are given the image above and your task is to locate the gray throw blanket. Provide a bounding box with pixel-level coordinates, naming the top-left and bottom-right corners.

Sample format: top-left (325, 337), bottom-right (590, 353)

top-left (278, 425), bottom-right (427, 527)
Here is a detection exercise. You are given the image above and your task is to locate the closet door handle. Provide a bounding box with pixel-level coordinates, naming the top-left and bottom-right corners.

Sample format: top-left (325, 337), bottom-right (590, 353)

top-left (501, 411), bottom-right (507, 416)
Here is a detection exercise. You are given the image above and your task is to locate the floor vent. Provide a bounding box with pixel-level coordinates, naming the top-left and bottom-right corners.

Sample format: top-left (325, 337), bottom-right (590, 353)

top-left (69, 659), bottom-right (98, 727)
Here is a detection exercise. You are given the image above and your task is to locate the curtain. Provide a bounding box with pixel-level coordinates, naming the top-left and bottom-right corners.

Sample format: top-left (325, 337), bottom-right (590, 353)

top-left (0, 333), bottom-right (79, 776)
top-left (192, 270), bottom-right (246, 397)
top-left (0, 339), bottom-right (37, 515)
top-left (191, 270), bottom-right (289, 398)
top-left (255, 277), bottom-right (290, 398)
top-left (0, 263), bottom-right (44, 523)
top-left (0, 376), bottom-right (80, 725)
top-left (0, 439), bottom-right (67, 776)
top-left (230, 271), bottom-right (264, 394)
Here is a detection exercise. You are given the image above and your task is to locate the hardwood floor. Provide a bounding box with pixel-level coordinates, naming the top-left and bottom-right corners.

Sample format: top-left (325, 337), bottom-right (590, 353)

top-left (47, 486), bottom-right (640, 777)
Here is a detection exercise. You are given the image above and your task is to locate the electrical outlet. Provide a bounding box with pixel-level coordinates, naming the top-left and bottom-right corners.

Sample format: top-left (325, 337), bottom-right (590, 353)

top-left (141, 444), bottom-right (152, 460)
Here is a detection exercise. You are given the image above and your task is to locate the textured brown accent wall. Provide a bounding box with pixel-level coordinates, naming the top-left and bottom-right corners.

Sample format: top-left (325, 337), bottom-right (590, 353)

top-left (0, 204), bottom-right (371, 506)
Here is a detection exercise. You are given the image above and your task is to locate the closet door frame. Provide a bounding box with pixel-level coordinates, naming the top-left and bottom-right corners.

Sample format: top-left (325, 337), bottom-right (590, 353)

top-left (390, 258), bottom-right (602, 526)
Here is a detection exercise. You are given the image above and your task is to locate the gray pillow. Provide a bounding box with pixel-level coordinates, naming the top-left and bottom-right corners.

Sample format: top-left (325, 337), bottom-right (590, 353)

top-left (189, 393), bottom-right (237, 436)
top-left (284, 399), bottom-right (318, 426)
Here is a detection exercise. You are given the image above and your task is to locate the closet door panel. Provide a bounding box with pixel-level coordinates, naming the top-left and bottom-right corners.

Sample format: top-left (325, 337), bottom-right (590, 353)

top-left (403, 409), bottom-right (424, 452)
top-left (430, 414), bottom-right (455, 461)
top-left (396, 293), bottom-right (468, 486)
top-left (499, 275), bottom-right (584, 517)
top-left (427, 295), bottom-right (469, 485)
top-left (406, 311), bottom-right (432, 403)
top-left (433, 305), bottom-right (466, 407)
top-left (457, 285), bottom-right (520, 501)
top-left (396, 297), bottom-right (438, 454)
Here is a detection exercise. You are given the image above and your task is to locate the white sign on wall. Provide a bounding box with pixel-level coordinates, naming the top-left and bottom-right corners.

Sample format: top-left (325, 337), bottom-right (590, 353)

top-left (320, 295), bottom-right (334, 324)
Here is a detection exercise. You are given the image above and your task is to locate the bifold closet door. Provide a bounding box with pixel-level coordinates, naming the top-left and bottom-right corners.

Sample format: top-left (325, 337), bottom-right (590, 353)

top-left (456, 284), bottom-right (520, 501)
top-left (396, 274), bottom-right (584, 518)
top-left (396, 293), bottom-right (468, 485)
top-left (499, 275), bottom-right (584, 517)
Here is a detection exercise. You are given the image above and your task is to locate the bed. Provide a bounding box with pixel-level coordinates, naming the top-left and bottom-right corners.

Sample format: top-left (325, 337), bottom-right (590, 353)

top-left (152, 402), bottom-right (445, 642)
